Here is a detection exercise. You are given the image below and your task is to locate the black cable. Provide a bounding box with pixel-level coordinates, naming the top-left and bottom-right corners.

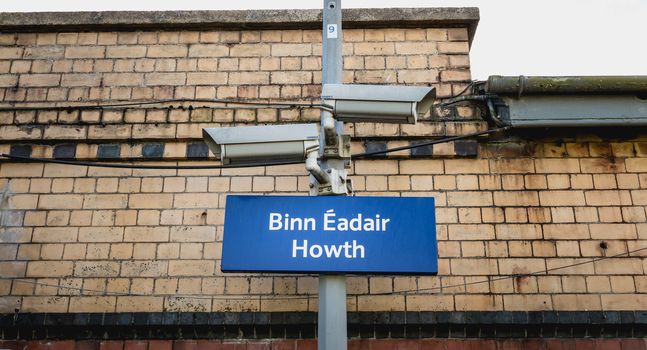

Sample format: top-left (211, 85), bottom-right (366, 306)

top-left (373, 245), bottom-right (647, 296)
top-left (0, 98), bottom-right (334, 112)
top-left (0, 89), bottom-right (482, 113)
top-left (436, 95), bottom-right (491, 107)
top-left (0, 153), bottom-right (303, 170)
top-left (0, 84), bottom-right (484, 113)
top-left (432, 93), bottom-right (503, 127)
top-left (351, 126), bottom-right (511, 158)
top-left (0, 127), bottom-right (511, 169)
top-left (451, 80), bottom-right (477, 98)
top-left (4, 246), bottom-right (646, 300)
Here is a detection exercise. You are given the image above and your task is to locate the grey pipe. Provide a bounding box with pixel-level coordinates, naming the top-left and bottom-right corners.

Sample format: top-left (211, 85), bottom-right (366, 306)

top-left (486, 75), bottom-right (647, 96)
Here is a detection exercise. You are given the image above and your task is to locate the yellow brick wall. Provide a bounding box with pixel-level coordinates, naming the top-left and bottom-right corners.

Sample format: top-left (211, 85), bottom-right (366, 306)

top-left (1, 28), bottom-right (647, 313)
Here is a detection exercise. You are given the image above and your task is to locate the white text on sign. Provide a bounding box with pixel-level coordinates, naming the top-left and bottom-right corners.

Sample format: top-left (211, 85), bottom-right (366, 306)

top-left (268, 209), bottom-right (391, 232)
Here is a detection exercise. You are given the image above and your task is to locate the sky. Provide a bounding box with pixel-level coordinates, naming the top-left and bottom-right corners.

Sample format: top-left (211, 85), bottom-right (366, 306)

top-left (2, 0), bottom-right (646, 79)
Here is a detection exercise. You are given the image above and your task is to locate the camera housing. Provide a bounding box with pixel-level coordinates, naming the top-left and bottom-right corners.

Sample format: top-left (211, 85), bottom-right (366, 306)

top-left (202, 124), bottom-right (320, 165)
top-left (321, 84), bottom-right (436, 124)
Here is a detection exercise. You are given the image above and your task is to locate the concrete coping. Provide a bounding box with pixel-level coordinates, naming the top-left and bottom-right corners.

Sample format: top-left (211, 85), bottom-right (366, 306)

top-left (0, 8), bottom-right (479, 44)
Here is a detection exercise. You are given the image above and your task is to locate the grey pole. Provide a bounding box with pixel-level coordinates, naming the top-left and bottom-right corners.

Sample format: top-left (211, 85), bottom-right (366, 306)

top-left (317, 1), bottom-right (347, 350)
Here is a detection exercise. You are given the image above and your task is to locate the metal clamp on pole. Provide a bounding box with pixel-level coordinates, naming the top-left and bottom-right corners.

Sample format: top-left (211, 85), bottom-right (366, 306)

top-left (322, 104), bottom-right (353, 162)
top-left (307, 150), bottom-right (349, 196)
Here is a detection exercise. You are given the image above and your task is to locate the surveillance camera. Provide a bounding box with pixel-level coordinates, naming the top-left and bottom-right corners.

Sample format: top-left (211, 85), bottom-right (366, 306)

top-left (322, 84), bottom-right (436, 124)
top-left (202, 124), bottom-right (320, 165)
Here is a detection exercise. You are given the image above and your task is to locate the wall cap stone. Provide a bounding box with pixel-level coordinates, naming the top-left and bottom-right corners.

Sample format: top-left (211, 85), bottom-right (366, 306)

top-left (0, 8), bottom-right (479, 43)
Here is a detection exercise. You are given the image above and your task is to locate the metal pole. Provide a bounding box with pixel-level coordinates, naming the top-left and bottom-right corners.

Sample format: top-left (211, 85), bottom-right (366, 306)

top-left (318, 274), bottom-right (347, 350)
top-left (317, 1), bottom-right (347, 350)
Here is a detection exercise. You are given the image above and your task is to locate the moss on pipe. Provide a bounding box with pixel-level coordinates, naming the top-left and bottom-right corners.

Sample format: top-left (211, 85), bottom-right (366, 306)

top-left (486, 76), bottom-right (647, 95)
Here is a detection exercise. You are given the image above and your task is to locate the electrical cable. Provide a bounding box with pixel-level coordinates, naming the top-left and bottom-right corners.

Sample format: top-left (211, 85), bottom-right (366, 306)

top-left (0, 126), bottom-right (511, 169)
top-left (382, 245), bottom-right (647, 296)
top-left (0, 98), bottom-right (335, 113)
top-left (351, 126), bottom-right (510, 158)
top-left (436, 95), bottom-right (491, 107)
top-left (4, 246), bottom-right (646, 301)
top-left (450, 80), bottom-right (477, 99)
top-left (0, 83), bottom-right (483, 113)
top-left (0, 153), bottom-right (304, 170)
top-left (0, 88), bottom-right (484, 113)
top-left (433, 93), bottom-right (504, 127)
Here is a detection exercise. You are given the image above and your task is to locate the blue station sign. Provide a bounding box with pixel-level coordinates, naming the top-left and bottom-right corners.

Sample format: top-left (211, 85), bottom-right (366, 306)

top-left (222, 195), bottom-right (437, 275)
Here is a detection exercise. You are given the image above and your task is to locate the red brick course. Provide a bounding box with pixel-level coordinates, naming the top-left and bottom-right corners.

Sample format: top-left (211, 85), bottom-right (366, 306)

top-left (1, 339), bottom-right (646, 350)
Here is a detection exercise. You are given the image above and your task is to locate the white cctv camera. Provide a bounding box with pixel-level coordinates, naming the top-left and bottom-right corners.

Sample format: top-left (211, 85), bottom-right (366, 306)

top-left (202, 124), bottom-right (320, 165)
top-left (321, 83), bottom-right (436, 124)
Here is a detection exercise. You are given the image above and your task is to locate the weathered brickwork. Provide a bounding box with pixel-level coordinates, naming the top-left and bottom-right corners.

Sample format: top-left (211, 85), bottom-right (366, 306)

top-left (1, 10), bottom-right (646, 320)
top-left (0, 27), bottom-right (469, 92)
top-left (4, 140), bottom-right (647, 313)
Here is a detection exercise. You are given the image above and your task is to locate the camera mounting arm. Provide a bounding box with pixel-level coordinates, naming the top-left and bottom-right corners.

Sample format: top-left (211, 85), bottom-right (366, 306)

top-left (305, 151), bottom-right (330, 185)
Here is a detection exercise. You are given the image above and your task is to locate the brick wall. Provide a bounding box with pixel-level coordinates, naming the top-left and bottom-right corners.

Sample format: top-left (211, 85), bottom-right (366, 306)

top-left (0, 9), bottom-right (646, 320)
